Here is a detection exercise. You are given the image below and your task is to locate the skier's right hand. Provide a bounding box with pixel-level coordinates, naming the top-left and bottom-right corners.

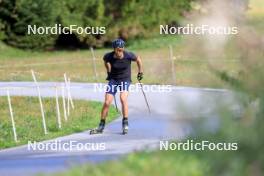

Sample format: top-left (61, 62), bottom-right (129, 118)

top-left (106, 72), bottom-right (111, 80)
top-left (137, 72), bottom-right (143, 81)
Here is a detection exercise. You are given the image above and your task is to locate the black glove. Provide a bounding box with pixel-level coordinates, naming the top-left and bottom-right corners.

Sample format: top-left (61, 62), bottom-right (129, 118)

top-left (106, 72), bottom-right (111, 80)
top-left (137, 72), bottom-right (143, 81)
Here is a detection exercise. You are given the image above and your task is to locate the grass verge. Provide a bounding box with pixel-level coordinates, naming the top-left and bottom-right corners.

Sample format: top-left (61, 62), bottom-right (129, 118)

top-left (0, 35), bottom-right (239, 88)
top-left (0, 96), bottom-right (119, 149)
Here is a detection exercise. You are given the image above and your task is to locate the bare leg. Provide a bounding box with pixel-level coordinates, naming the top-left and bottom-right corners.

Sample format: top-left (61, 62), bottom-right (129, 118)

top-left (101, 93), bottom-right (114, 120)
top-left (90, 93), bottom-right (114, 134)
top-left (120, 91), bottom-right (129, 118)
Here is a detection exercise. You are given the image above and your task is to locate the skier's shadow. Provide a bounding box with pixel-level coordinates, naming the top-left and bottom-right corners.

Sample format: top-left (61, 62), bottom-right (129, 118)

top-left (107, 131), bottom-right (125, 135)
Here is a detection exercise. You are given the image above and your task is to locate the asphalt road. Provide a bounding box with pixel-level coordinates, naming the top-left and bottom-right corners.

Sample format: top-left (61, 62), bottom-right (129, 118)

top-left (0, 82), bottom-right (241, 176)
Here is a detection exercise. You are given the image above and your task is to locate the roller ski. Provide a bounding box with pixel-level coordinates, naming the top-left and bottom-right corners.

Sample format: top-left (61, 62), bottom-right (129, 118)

top-left (90, 120), bottom-right (105, 135)
top-left (122, 118), bottom-right (129, 135)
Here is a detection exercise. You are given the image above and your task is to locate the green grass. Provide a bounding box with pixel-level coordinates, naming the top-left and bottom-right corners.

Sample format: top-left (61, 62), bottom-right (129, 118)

top-left (246, 0), bottom-right (264, 33)
top-left (127, 35), bottom-right (183, 50)
top-left (0, 35), bottom-right (240, 88)
top-left (0, 96), bottom-right (119, 149)
top-left (56, 150), bottom-right (211, 176)
top-left (56, 149), bottom-right (247, 176)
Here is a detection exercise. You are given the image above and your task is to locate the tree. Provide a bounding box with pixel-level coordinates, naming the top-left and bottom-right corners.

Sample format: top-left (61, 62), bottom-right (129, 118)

top-left (0, 0), bottom-right (59, 49)
top-left (0, 0), bottom-right (193, 49)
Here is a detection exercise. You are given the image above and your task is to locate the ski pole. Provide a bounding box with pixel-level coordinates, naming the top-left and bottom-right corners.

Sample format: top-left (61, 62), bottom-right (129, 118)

top-left (138, 80), bottom-right (151, 114)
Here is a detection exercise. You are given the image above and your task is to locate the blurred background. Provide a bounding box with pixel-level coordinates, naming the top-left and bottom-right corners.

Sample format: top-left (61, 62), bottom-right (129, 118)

top-left (0, 0), bottom-right (264, 175)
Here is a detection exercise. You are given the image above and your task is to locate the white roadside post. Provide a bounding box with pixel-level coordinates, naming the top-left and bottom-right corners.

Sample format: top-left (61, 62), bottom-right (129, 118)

top-left (67, 78), bottom-right (74, 109)
top-left (90, 47), bottom-right (98, 81)
top-left (169, 45), bottom-right (176, 85)
top-left (64, 73), bottom-right (70, 116)
top-left (55, 86), bottom-right (62, 129)
top-left (31, 70), bottom-right (48, 135)
top-left (67, 84), bottom-right (70, 116)
top-left (63, 73), bottom-right (74, 117)
top-left (61, 85), bottom-right (68, 122)
top-left (6, 90), bottom-right (18, 143)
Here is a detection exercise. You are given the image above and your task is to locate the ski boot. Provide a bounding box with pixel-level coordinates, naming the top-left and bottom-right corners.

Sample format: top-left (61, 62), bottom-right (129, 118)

top-left (90, 120), bottom-right (105, 135)
top-left (122, 118), bottom-right (129, 135)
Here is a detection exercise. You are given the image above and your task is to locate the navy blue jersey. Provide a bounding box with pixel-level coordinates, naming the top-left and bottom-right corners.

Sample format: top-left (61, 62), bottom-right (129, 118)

top-left (103, 51), bottom-right (137, 81)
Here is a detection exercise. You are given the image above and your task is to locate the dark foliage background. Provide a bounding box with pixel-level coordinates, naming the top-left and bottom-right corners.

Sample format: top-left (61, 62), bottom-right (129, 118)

top-left (0, 0), bottom-right (192, 49)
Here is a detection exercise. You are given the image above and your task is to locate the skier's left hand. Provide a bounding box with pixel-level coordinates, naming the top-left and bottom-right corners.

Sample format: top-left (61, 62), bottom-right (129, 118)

top-left (137, 72), bottom-right (143, 81)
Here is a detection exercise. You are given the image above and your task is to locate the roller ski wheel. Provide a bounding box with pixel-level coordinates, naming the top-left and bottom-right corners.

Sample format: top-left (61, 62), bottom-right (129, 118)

top-left (90, 128), bottom-right (103, 135)
top-left (122, 128), bottom-right (128, 135)
top-left (90, 122), bottom-right (105, 135)
top-left (122, 119), bottom-right (129, 135)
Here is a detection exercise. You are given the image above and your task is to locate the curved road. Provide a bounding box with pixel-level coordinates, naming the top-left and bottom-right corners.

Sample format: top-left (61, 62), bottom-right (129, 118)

top-left (0, 82), bottom-right (240, 176)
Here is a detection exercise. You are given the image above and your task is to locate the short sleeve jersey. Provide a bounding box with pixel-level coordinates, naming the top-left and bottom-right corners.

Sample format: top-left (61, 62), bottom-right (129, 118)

top-left (103, 51), bottom-right (137, 82)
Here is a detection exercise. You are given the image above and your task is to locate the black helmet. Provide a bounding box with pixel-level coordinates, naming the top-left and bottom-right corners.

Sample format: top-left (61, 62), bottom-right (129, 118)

top-left (112, 38), bottom-right (125, 48)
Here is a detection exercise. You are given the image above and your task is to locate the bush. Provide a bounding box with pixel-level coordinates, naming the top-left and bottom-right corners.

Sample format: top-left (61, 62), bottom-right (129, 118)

top-left (0, 0), bottom-right (59, 49)
top-left (0, 0), bottom-right (193, 49)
